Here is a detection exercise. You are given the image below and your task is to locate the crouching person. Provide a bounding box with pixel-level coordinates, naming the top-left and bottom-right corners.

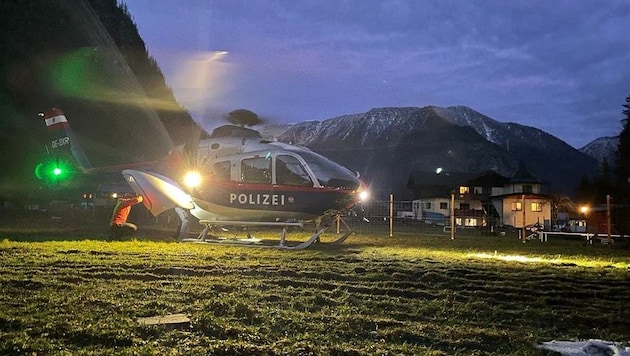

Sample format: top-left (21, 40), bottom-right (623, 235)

top-left (109, 193), bottom-right (143, 239)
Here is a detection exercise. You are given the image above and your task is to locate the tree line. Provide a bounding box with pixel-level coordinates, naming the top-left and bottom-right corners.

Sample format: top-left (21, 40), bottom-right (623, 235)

top-left (577, 95), bottom-right (630, 205)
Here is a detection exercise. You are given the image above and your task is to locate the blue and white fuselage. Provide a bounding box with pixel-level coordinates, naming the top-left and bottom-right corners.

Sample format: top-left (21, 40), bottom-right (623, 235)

top-left (122, 125), bottom-right (367, 223)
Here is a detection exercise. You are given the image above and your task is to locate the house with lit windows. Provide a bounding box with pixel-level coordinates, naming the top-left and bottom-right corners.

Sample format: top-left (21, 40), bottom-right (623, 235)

top-left (407, 165), bottom-right (551, 229)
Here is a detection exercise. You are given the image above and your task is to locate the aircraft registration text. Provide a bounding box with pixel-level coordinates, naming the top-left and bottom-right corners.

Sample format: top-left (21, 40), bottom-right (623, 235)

top-left (52, 136), bottom-right (70, 148)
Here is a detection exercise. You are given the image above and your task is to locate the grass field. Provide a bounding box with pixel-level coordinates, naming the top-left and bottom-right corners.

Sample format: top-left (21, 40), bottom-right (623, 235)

top-left (1, 218), bottom-right (629, 355)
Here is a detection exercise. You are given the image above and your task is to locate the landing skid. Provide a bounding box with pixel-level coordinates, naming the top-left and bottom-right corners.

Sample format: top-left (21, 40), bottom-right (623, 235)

top-left (181, 219), bottom-right (353, 250)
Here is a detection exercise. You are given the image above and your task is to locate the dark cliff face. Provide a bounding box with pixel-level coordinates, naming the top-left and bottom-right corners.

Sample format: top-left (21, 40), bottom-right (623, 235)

top-left (277, 106), bottom-right (598, 199)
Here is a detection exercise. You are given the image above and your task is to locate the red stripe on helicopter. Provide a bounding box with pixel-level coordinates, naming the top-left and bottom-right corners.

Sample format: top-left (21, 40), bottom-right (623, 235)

top-left (43, 108), bottom-right (69, 131)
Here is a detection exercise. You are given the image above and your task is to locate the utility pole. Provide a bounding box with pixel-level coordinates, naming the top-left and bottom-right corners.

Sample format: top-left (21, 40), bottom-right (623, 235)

top-left (389, 193), bottom-right (393, 237)
top-left (607, 194), bottom-right (612, 243)
top-left (521, 194), bottom-right (526, 243)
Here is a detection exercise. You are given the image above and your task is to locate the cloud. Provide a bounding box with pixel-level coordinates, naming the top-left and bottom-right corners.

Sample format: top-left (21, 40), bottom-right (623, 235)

top-left (125, 0), bottom-right (630, 147)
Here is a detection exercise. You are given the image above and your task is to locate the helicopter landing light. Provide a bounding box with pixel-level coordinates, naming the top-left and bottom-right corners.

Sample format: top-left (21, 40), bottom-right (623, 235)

top-left (184, 171), bottom-right (202, 188)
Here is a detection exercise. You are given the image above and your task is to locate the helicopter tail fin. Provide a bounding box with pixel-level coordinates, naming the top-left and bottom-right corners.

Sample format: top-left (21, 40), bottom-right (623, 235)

top-left (41, 108), bottom-right (93, 172)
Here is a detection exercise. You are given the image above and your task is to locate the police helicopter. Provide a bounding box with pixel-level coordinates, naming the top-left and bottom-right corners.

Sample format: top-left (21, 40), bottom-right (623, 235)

top-left (41, 108), bottom-right (369, 249)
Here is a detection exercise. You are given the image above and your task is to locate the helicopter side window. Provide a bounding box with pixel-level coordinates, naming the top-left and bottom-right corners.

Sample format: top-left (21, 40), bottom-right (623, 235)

top-left (275, 155), bottom-right (312, 186)
top-left (241, 157), bottom-right (271, 184)
top-left (213, 161), bottom-right (231, 181)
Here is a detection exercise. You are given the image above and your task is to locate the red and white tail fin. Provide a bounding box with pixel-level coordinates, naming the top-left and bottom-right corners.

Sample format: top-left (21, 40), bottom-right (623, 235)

top-left (41, 108), bottom-right (93, 172)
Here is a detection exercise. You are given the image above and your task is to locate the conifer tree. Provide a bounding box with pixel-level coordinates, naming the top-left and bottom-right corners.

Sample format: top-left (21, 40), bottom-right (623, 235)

top-left (576, 174), bottom-right (595, 203)
top-left (594, 158), bottom-right (614, 203)
top-left (615, 95), bottom-right (630, 201)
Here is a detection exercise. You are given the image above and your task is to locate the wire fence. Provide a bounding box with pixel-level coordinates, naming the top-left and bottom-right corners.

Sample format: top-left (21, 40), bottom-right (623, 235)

top-left (16, 198), bottom-right (515, 239)
top-left (335, 199), bottom-right (512, 238)
top-left (137, 199), bottom-right (511, 238)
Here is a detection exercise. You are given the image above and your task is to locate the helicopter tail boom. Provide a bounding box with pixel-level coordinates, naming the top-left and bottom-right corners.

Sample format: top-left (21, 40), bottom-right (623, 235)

top-left (42, 108), bottom-right (93, 172)
top-left (40, 108), bottom-right (172, 175)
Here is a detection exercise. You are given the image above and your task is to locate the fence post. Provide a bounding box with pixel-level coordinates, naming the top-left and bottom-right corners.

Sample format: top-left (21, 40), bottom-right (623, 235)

top-left (521, 194), bottom-right (526, 243)
top-left (389, 193), bottom-right (393, 237)
top-left (450, 192), bottom-right (455, 240)
top-left (607, 194), bottom-right (612, 243)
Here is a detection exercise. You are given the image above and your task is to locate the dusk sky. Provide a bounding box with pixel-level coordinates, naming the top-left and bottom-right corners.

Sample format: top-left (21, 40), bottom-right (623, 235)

top-left (123, 0), bottom-right (630, 148)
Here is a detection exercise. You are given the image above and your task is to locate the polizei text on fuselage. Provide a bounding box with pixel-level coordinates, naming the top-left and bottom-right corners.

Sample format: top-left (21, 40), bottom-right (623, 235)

top-left (229, 193), bottom-right (286, 206)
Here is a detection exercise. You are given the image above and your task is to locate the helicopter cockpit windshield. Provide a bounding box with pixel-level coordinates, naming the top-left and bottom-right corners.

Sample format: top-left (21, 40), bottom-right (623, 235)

top-left (290, 149), bottom-right (359, 190)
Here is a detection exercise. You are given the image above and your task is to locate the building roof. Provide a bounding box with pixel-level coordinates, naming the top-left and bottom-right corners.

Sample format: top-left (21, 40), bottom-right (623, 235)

top-left (408, 170), bottom-right (512, 198)
top-left (466, 170), bottom-right (510, 187)
top-left (509, 162), bottom-right (541, 184)
top-left (407, 171), bottom-right (472, 198)
top-left (408, 169), bottom-right (542, 199)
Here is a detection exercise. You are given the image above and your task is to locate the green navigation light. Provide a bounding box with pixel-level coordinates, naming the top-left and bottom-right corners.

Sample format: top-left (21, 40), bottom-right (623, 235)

top-left (34, 157), bottom-right (75, 186)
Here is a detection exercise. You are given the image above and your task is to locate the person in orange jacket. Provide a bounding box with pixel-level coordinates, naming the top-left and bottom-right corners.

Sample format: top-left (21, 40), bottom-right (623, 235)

top-left (109, 193), bottom-right (144, 239)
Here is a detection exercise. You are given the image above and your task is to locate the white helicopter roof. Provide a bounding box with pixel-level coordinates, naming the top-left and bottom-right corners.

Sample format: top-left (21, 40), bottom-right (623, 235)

top-left (200, 125), bottom-right (358, 188)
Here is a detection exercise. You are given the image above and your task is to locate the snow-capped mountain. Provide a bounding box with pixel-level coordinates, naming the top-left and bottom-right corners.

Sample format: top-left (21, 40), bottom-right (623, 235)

top-left (265, 106), bottom-right (599, 199)
top-left (252, 123), bottom-right (294, 141)
top-left (579, 136), bottom-right (618, 166)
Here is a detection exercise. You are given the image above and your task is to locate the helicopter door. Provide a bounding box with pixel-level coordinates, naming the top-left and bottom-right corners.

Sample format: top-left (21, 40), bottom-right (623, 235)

top-left (240, 156), bottom-right (272, 184)
top-left (274, 155), bottom-right (313, 186)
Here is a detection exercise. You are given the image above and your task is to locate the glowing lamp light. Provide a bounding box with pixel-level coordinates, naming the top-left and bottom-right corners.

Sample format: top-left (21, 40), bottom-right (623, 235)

top-left (184, 171), bottom-right (202, 188)
top-left (580, 205), bottom-right (589, 214)
top-left (356, 179), bottom-right (370, 202)
top-left (34, 158), bottom-right (73, 185)
top-left (471, 252), bottom-right (628, 269)
top-left (474, 253), bottom-right (544, 264)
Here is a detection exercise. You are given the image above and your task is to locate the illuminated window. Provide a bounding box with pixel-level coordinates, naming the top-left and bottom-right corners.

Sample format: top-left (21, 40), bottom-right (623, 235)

top-left (531, 202), bottom-right (542, 212)
top-left (455, 217), bottom-right (477, 226)
top-left (459, 186), bottom-right (469, 194)
top-left (464, 218), bottom-right (477, 226)
top-left (511, 202), bottom-right (522, 211)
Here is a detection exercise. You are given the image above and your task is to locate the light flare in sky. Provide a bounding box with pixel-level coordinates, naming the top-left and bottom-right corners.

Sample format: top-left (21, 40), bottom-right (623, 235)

top-left (157, 50), bottom-right (235, 115)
